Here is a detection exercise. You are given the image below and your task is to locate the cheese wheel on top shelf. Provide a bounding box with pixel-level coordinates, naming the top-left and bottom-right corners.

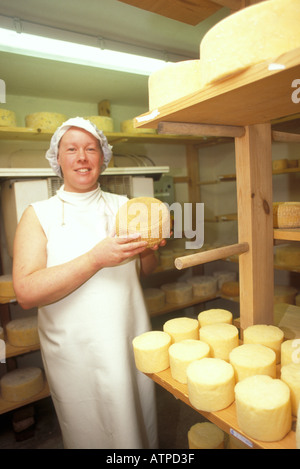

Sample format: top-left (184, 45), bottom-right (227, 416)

top-left (0, 109), bottom-right (17, 127)
top-left (84, 116), bottom-right (114, 132)
top-left (187, 358), bottom-right (235, 412)
top-left (229, 344), bottom-right (276, 382)
top-left (198, 308), bottom-right (232, 327)
top-left (187, 276), bottom-right (217, 298)
top-left (6, 316), bottom-right (39, 347)
top-left (132, 331), bottom-right (171, 373)
top-left (273, 202), bottom-right (300, 229)
top-left (280, 363), bottom-right (300, 416)
top-left (199, 323), bottom-right (239, 362)
top-left (161, 282), bottom-right (193, 304)
top-left (0, 367), bottom-right (44, 402)
top-left (243, 324), bottom-right (284, 364)
top-left (235, 375), bottom-right (292, 442)
top-left (25, 112), bottom-right (66, 131)
top-left (169, 339), bottom-right (210, 384)
top-left (188, 422), bottom-right (225, 449)
top-left (163, 317), bottom-right (199, 343)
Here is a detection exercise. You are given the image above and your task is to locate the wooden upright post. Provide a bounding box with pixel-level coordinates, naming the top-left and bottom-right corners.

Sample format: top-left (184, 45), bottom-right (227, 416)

top-left (235, 123), bottom-right (274, 330)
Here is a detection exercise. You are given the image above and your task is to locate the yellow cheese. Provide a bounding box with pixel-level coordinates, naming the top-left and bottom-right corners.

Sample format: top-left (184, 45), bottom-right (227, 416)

top-left (243, 324), bottom-right (284, 364)
top-left (187, 358), bottom-right (235, 412)
top-left (229, 344), bottom-right (276, 382)
top-left (221, 281), bottom-right (239, 298)
top-left (273, 202), bottom-right (300, 229)
top-left (281, 339), bottom-right (300, 367)
top-left (212, 270), bottom-right (237, 289)
top-left (148, 60), bottom-right (202, 110)
top-left (297, 404), bottom-right (300, 449)
top-left (198, 308), bottom-right (232, 327)
top-left (132, 331), bottom-right (171, 373)
top-left (275, 244), bottom-right (300, 268)
top-left (200, 0), bottom-right (300, 87)
top-left (187, 275), bottom-right (217, 298)
top-left (6, 316), bottom-right (39, 347)
top-left (25, 112), bottom-right (66, 131)
top-left (161, 282), bottom-right (193, 305)
top-left (199, 323), bottom-right (239, 362)
top-left (121, 119), bottom-right (156, 134)
top-left (0, 367), bottom-right (44, 402)
top-left (115, 196), bottom-right (170, 248)
top-left (163, 317), bottom-right (199, 344)
top-left (188, 422), bottom-right (225, 449)
top-left (0, 274), bottom-right (15, 303)
top-left (84, 116), bottom-right (114, 132)
top-left (235, 375), bottom-right (292, 442)
top-left (274, 285), bottom-right (298, 305)
top-left (143, 288), bottom-right (165, 312)
top-left (169, 339), bottom-right (210, 384)
top-left (281, 363), bottom-right (300, 416)
top-left (0, 109), bottom-right (17, 127)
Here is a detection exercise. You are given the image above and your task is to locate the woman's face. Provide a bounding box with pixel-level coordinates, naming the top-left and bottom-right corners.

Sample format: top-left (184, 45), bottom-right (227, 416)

top-left (57, 127), bottom-right (104, 193)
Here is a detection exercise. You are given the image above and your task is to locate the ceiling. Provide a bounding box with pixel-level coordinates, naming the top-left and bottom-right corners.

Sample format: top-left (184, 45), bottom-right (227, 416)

top-left (0, 0), bottom-right (229, 107)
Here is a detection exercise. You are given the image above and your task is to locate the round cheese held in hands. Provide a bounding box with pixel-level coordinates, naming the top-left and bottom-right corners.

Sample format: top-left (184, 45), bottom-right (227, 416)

top-left (115, 197), bottom-right (170, 248)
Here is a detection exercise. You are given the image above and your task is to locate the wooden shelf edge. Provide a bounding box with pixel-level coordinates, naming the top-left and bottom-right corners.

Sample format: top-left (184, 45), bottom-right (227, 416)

top-left (149, 293), bottom-right (220, 317)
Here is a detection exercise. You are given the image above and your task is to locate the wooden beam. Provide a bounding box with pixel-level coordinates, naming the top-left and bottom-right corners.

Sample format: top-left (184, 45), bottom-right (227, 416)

top-left (158, 121), bottom-right (245, 138)
top-left (175, 242), bottom-right (249, 269)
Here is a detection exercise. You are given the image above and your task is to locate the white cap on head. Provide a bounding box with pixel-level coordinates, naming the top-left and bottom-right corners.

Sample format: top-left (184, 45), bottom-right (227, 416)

top-left (45, 116), bottom-right (113, 177)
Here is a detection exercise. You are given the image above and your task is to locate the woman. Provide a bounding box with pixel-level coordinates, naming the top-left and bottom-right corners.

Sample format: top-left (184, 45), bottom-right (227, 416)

top-left (12, 117), bottom-right (162, 449)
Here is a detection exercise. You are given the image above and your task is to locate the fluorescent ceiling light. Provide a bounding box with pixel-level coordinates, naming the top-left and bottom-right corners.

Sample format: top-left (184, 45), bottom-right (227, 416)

top-left (0, 27), bottom-right (169, 75)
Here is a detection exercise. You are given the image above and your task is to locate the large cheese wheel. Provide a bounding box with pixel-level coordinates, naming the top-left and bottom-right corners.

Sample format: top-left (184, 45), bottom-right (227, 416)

top-left (281, 363), bottom-right (300, 416)
top-left (121, 119), bottom-right (156, 134)
top-left (274, 285), bottom-right (298, 305)
top-left (84, 116), bottom-right (114, 132)
top-left (297, 404), bottom-right (300, 449)
top-left (143, 288), bottom-right (165, 312)
top-left (243, 324), bottom-right (284, 364)
top-left (25, 112), bottom-right (66, 131)
top-left (0, 109), bottom-right (17, 127)
top-left (200, 0), bottom-right (300, 87)
top-left (0, 275), bottom-right (15, 303)
top-left (212, 270), bottom-right (237, 289)
top-left (199, 323), bottom-right (239, 362)
top-left (229, 344), bottom-right (276, 382)
top-left (275, 244), bottom-right (300, 268)
top-left (0, 367), bottom-right (44, 402)
top-left (187, 276), bottom-right (217, 298)
top-left (198, 308), bottom-right (232, 327)
top-left (273, 202), bottom-right (300, 229)
top-left (132, 331), bottom-right (171, 373)
top-left (161, 282), bottom-right (193, 305)
top-left (169, 339), bottom-right (210, 384)
top-left (188, 422), bottom-right (225, 449)
top-left (115, 197), bottom-right (170, 248)
top-left (281, 339), bottom-right (300, 367)
top-left (148, 60), bottom-right (202, 110)
top-left (6, 316), bottom-right (39, 347)
top-left (187, 358), bottom-right (235, 412)
top-left (235, 375), bottom-right (292, 442)
top-left (163, 317), bottom-right (199, 343)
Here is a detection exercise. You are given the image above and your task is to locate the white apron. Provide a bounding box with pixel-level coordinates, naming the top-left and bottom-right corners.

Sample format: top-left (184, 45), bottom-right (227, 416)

top-left (32, 185), bottom-right (158, 449)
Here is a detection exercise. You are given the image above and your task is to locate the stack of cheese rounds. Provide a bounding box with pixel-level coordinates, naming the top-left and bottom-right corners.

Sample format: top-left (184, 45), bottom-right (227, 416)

top-left (163, 317), bottom-right (199, 343)
top-left (281, 363), bottom-right (300, 416)
top-left (0, 367), bottom-right (44, 402)
top-left (198, 308), bottom-right (232, 327)
top-left (229, 344), bottom-right (276, 382)
top-left (199, 323), bottom-right (239, 362)
top-left (188, 422), bottom-right (225, 449)
top-left (169, 339), bottom-right (210, 384)
top-left (132, 331), bottom-right (171, 373)
top-left (115, 197), bottom-right (170, 248)
top-left (25, 112), bottom-right (66, 131)
top-left (161, 282), bottom-right (192, 304)
top-left (243, 324), bottom-right (284, 364)
top-left (0, 109), bottom-right (17, 127)
top-left (6, 316), bottom-right (39, 347)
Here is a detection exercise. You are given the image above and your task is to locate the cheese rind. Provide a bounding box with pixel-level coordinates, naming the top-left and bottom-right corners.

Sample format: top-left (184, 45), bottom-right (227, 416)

top-left (0, 367), bottom-right (44, 402)
top-left (187, 275), bottom-right (217, 298)
top-left (6, 316), bottom-right (39, 347)
top-left (188, 422), bottom-right (225, 449)
top-left (229, 344), bottom-right (276, 382)
top-left (25, 112), bottom-right (66, 131)
top-left (199, 323), bottom-right (239, 362)
top-left (235, 375), bottom-right (292, 442)
top-left (163, 317), bottom-right (199, 344)
top-left (161, 282), bottom-right (193, 304)
top-left (198, 308), bottom-right (232, 327)
top-left (187, 358), bottom-right (235, 412)
top-left (169, 339), bottom-right (210, 384)
top-left (85, 116), bottom-right (114, 132)
top-left (132, 331), bottom-right (171, 373)
top-left (280, 363), bottom-right (300, 416)
top-left (243, 324), bottom-right (284, 364)
top-left (0, 109), bottom-right (17, 127)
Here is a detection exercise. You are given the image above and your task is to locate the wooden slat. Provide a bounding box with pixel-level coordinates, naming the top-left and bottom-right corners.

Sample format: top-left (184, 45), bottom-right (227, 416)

top-left (175, 242), bottom-right (248, 269)
top-left (157, 122), bottom-right (245, 138)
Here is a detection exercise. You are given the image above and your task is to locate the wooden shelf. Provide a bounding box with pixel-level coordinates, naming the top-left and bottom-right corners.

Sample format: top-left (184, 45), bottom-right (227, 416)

top-left (149, 293), bottom-right (220, 318)
top-left (200, 166), bottom-right (300, 185)
top-left (0, 381), bottom-right (50, 415)
top-left (274, 229), bottom-right (300, 243)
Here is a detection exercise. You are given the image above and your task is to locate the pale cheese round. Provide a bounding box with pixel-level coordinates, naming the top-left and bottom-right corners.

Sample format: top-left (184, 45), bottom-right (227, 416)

top-left (229, 344), bottom-right (276, 382)
top-left (25, 112), bottom-right (66, 131)
top-left (187, 275), bottom-right (217, 298)
top-left (212, 270), bottom-right (237, 289)
top-left (235, 375), bottom-right (292, 442)
top-left (6, 315), bottom-right (39, 347)
top-left (148, 60), bottom-right (202, 110)
top-left (281, 363), bottom-right (300, 416)
top-left (143, 288), bottom-right (165, 312)
top-left (187, 358), bottom-right (235, 412)
top-left (121, 119), bottom-right (156, 134)
top-left (199, 323), bottom-right (239, 362)
top-left (200, 0), bottom-right (300, 87)
top-left (0, 367), bottom-right (44, 402)
top-left (0, 109), bottom-right (17, 127)
top-left (163, 317), bottom-right (199, 344)
top-left (243, 324), bottom-right (284, 364)
top-left (198, 308), bottom-right (232, 327)
top-left (274, 285), bottom-right (298, 305)
top-left (161, 282), bottom-right (192, 305)
top-left (221, 281), bottom-right (239, 298)
top-left (188, 422), bottom-right (225, 449)
top-left (275, 244), bottom-right (300, 268)
top-left (132, 331), bottom-right (171, 373)
top-left (169, 339), bottom-right (210, 384)
top-left (273, 202), bottom-right (300, 229)
top-left (281, 339), bottom-right (300, 367)
top-left (85, 116), bottom-right (114, 132)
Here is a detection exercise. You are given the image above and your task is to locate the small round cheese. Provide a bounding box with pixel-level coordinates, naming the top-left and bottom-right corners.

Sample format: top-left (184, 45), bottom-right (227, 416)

top-left (163, 317), bottom-right (199, 344)
top-left (187, 358), bottom-right (235, 412)
top-left (0, 367), bottom-right (44, 402)
top-left (281, 339), bottom-right (300, 367)
top-left (85, 116), bottom-right (114, 132)
top-left (25, 112), bottom-right (66, 131)
top-left (235, 375), bottom-right (292, 442)
top-left (188, 422), bottom-right (225, 449)
top-left (115, 196), bottom-right (170, 248)
top-left (243, 324), bottom-right (284, 364)
top-left (0, 109), bottom-right (17, 127)
top-left (212, 270), bottom-right (237, 289)
top-left (281, 363), bottom-right (300, 416)
top-left (143, 288), bottom-right (165, 312)
top-left (6, 316), bottom-right (39, 347)
top-left (198, 308), bottom-right (232, 327)
top-left (132, 331), bottom-right (171, 373)
top-left (161, 282), bottom-right (193, 305)
top-left (221, 281), bottom-right (239, 298)
top-left (169, 339), bottom-right (210, 384)
top-left (199, 323), bottom-right (239, 362)
top-left (187, 275), bottom-right (217, 298)
top-left (229, 344), bottom-right (276, 382)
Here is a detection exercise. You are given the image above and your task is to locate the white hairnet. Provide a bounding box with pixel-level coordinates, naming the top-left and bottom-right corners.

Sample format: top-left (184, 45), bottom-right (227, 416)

top-left (45, 117), bottom-right (113, 177)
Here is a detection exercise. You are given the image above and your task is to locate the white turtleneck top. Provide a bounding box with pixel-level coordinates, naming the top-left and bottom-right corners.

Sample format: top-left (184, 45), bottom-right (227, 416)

top-left (31, 185), bottom-right (157, 449)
